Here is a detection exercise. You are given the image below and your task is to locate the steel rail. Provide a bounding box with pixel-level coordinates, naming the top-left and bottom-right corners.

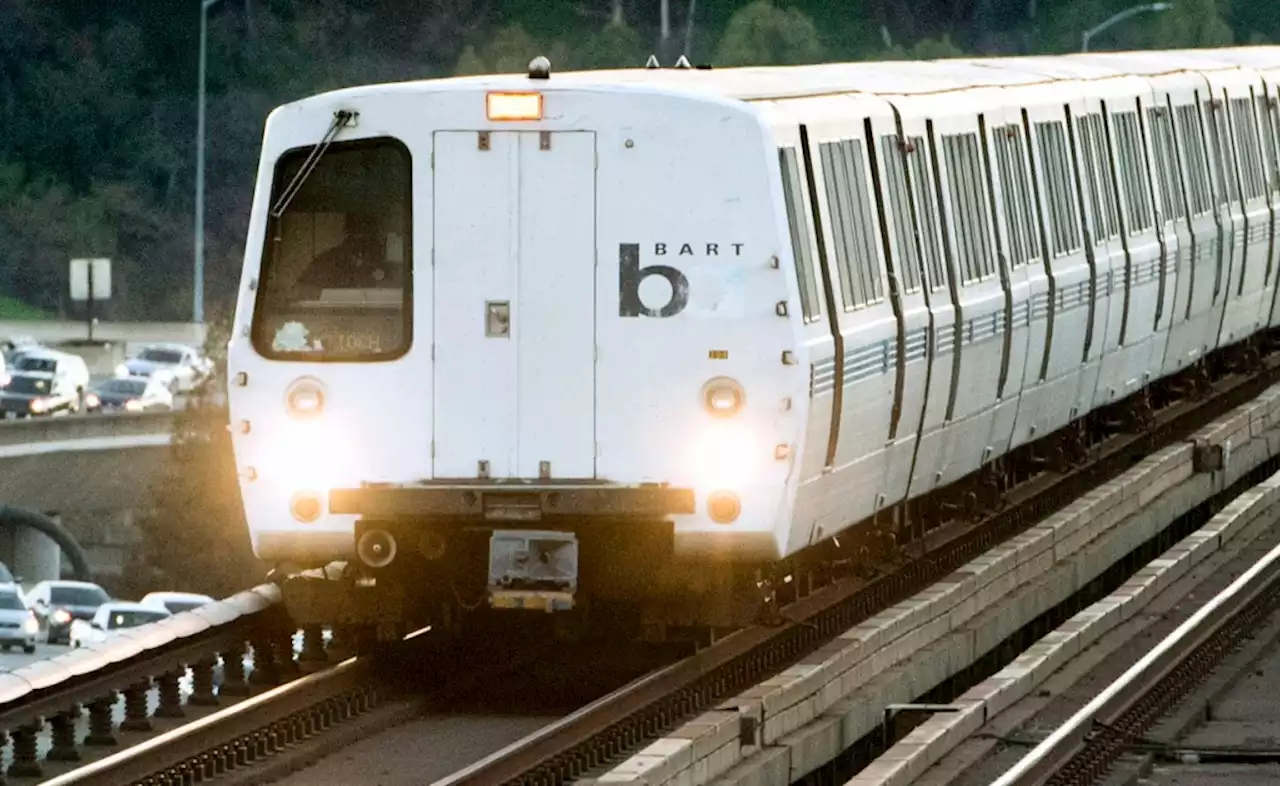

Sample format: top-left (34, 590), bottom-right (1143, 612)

top-left (432, 356), bottom-right (1280, 786)
top-left (990, 512), bottom-right (1280, 786)
top-left (40, 645), bottom-right (384, 786)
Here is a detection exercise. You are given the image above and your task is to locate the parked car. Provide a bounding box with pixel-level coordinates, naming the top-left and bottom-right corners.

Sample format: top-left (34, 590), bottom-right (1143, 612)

top-left (115, 343), bottom-right (214, 394)
top-left (0, 372), bottom-right (79, 419)
top-left (0, 588), bottom-right (37, 653)
top-left (70, 602), bottom-right (171, 648)
top-left (25, 580), bottom-right (111, 645)
top-left (85, 376), bottom-right (174, 414)
top-left (139, 591), bottom-right (215, 614)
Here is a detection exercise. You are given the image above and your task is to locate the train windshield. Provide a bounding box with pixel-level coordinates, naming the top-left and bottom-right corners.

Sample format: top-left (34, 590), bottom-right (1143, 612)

top-left (251, 137), bottom-right (412, 361)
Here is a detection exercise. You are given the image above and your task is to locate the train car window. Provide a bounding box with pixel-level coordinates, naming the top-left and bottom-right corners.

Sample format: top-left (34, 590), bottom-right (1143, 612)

top-left (251, 138), bottom-right (411, 361)
top-left (1229, 97), bottom-right (1267, 201)
top-left (819, 139), bottom-right (884, 309)
top-left (1111, 112), bottom-right (1155, 234)
top-left (1174, 104), bottom-right (1214, 216)
top-left (1203, 100), bottom-right (1238, 208)
top-left (878, 136), bottom-right (923, 293)
top-left (941, 132), bottom-right (995, 284)
top-left (1146, 108), bottom-right (1186, 222)
top-left (1034, 121), bottom-right (1083, 257)
top-left (778, 147), bottom-right (823, 323)
top-left (1258, 94), bottom-right (1280, 196)
top-left (992, 124), bottom-right (1040, 268)
top-left (1077, 114), bottom-right (1122, 240)
top-left (907, 136), bottom-right (948, 291)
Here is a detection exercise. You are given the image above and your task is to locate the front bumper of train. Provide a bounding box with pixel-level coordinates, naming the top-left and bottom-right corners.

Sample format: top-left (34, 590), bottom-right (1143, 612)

top-left (327, 481), bottom-right (695, 520)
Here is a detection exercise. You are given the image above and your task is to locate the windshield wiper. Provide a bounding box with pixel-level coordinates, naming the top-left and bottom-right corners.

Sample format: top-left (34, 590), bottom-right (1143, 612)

top-left (269, 109), bottom-right (359, 219)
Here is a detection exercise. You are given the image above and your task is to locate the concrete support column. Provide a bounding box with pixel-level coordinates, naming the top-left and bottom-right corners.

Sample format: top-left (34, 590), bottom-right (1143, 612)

top-left (10, 512), bottom-right (61, 585)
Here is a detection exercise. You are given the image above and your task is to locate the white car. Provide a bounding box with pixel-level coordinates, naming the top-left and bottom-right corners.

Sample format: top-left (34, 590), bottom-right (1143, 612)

top-left (69, 602), bottom-right (171, 648)
top-left (139, 591), bottom-right (215, 614)
top-left (115, 343), bottom-right (214, 394)
top-left (0, 588), bottom-right (37, 653)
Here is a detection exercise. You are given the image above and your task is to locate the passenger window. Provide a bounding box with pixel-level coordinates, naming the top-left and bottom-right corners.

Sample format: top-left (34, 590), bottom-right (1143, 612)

top-left (818, 139), bottom-right (885, 309)
top-left (778, 147), bottom-right (823, 323)
top-left (1074, 114), bottom-right (1121, 241)
top-left (1146, 107), bottom-right (1186, 222)
top-left (941, 132), bottom-right (995, 284)
top-left (908, 136), bottom-right (947, 291)
top-left (252, 138), bottom-right (412, 361)
top-left (1258, 94), bottom-right (1280, 195)
top-left (1203, 99), bottom-right (1238, 207)
top-left (878, 136), bottom-right (923, 293)
top-left (1174, 103), bottom-right (1214, 216)
top-left (1230, 96), bottom-right (1267, 201)
top-left (1111, 110), bottom-right (1155, 234)
top-left (1034, 120), bottom-right (1083, 256)
top-left (991, 124), bottom-right (1040, 268)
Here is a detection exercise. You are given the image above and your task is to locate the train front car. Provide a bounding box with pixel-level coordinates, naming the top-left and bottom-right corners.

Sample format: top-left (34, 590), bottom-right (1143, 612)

top-left (227, 62), bottom-right (810, 641)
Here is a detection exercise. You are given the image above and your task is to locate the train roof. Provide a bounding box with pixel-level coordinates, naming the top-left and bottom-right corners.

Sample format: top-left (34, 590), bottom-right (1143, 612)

top-left (281, 46), bottom-right (1280, 117)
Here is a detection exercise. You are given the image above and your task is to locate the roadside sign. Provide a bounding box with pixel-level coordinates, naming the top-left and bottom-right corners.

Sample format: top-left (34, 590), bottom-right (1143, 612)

top-left (69, 258), bottom-right (111, 301)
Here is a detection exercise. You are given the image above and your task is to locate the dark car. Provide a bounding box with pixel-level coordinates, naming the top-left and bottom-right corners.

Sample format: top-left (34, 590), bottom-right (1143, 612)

top-left (26, 581), bottom-right (111, 645)
top-left (86, 377), bottom-right (172, 414)
top-left (0, 373), bottom-right (74, 419)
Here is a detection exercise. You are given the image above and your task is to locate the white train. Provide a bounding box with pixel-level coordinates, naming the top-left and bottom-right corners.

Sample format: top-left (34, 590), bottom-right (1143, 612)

top-left (227, 45), bottom-right (1280, 638)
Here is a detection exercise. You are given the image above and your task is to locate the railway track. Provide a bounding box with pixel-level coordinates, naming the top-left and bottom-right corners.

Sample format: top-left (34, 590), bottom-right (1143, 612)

top-left (986, 497), bottom-right (1280, 786)
top-left (20, 345), bottom-right (1276, 784)
top-left (41, 617), bottom-right (684, 785)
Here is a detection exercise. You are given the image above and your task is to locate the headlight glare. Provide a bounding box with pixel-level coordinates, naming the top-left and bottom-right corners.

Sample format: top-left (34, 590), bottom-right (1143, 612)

top-left (285, 378), bottom-right (326, 418)
top-left (52, 608), bottom-right (71, 625)
top-left (701, 377), bottom-right (745, 417)
top-left (22, 617), bottom-right (37, 634)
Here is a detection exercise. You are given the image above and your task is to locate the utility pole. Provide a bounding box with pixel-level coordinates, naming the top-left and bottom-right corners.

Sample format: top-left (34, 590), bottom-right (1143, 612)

top-left (194, 0), bottom-right (225, 326)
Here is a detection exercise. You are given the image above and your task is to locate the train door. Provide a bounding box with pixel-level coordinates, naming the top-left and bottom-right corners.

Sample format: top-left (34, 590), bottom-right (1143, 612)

top-left (1260, 71), bottom-right (1280, 327)
top-left (1201, 71), bottom-right (1266, 348)
top-left (893, 104), bottom-right (958, 500)
top-left (926, 103), bottom-right (1006, 486)
top-left (1214, 69), bottom-right (1273, 342)
top-left (431, 130), bottom-right (598, 480)
top-left (1162, 79), bottom-right (1222, 368)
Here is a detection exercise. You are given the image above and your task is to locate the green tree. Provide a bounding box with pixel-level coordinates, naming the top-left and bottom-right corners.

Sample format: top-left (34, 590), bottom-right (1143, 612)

top-left (576, 17), bottom-right (647, 69)
top-left (713, 0), bottom-right (824, 67)
top-left (1150, 0), bottom-right (1233, 48)
top-left (125, 316), bottom-right (262, 599)
top-left (454, 24), bottom-right (571, 75)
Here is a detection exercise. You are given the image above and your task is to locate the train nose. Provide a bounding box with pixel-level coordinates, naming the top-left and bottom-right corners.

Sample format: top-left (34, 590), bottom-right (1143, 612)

top-left (356, 529), bottom-right (398, 569)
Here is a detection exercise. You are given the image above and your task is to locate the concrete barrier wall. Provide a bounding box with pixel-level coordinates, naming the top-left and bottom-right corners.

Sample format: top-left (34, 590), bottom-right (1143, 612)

top-left (0, 320), bottom-right (206, 347)
top-left (0, 412), bottom-right (176, 450)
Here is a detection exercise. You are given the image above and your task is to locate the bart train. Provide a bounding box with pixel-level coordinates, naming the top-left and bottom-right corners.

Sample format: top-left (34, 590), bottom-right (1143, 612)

top-left (226, 45), bottom-right (1280, 639)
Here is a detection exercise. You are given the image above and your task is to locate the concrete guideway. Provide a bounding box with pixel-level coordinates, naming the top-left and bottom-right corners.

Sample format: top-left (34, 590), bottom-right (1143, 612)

top-left (570, 382), bottom-right (1280, 786)
top-left (855, 461), bottom-right (1280, 786)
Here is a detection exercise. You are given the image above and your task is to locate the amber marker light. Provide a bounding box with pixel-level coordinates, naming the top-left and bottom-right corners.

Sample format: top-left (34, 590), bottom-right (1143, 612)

top-left (487, 92), bottom-right (543, 121)
top-left (290, 491), bottom-right (323, 523)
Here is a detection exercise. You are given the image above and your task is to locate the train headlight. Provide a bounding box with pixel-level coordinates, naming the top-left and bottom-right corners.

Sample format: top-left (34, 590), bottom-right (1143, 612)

top-left (702, 377), bottom-right (745, 417)
top-left (285, 378), bottom-right (326, 418)
top-left (290, 490), bottom-right (324, 523)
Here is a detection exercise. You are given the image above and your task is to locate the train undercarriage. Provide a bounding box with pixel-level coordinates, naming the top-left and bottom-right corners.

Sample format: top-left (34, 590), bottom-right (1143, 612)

top-left (275, 333), bottom-right (1278, 649)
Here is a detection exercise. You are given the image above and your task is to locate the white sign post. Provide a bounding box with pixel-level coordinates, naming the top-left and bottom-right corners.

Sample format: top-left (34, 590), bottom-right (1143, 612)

top-left (69, 258), bottom-right (111, 341)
